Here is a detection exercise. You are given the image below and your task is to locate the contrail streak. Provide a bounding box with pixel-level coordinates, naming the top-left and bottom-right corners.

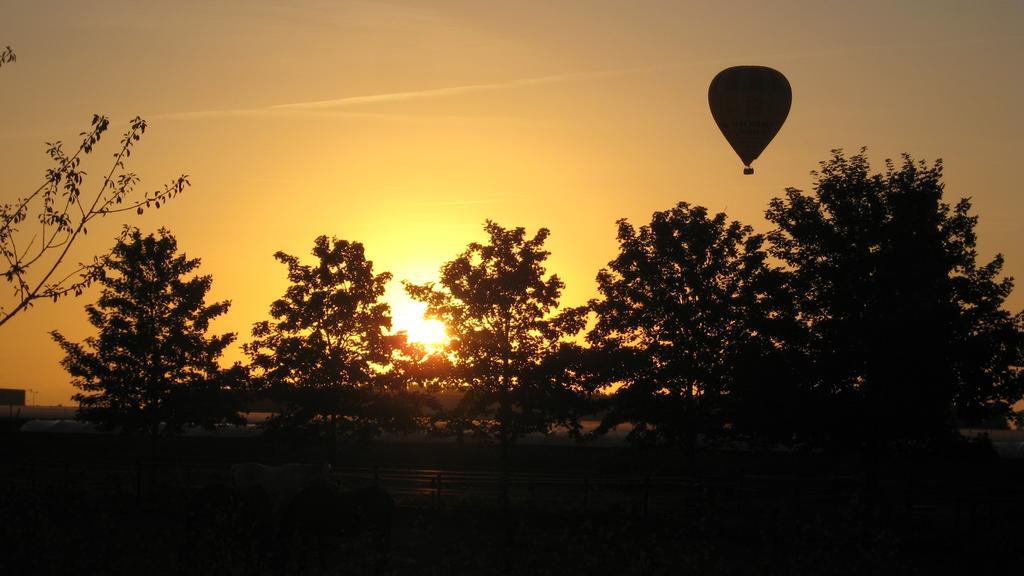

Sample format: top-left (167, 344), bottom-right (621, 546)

top-left (270, 70), bottom-right (617, 110)
top-left (153, 67), bottom-right (647, 120)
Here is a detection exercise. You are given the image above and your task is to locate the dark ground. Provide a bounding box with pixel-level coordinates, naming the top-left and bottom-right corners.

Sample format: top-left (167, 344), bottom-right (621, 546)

top-left (2, 432), bottom-right (1022, 575)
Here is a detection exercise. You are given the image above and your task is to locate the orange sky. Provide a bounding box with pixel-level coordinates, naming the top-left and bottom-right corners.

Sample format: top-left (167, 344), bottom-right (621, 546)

top-left (2, 1), bottom-right (1023, 405)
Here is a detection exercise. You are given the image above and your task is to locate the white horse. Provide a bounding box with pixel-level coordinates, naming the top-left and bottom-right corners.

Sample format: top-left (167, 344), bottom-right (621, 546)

top-left (229, 462), bottom-right (332, 516)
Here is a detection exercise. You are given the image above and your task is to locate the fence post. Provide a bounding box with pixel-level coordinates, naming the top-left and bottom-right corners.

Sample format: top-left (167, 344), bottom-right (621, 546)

top-left (500, 469), bottom-right (509, 511)
top-left (643, 474), bottom-right (651, 518)
top-left (433, 473), bottom-right (443, 508)
top-left (903, 468), bottom-right (912, 515)
top-left (737, 474), bottom-right (745, 516)
top-left (135, 461), bottom-right (143, 509)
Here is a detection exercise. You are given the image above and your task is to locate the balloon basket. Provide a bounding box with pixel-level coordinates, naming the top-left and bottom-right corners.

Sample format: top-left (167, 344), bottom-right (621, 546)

top-left (743, 167), bottom-right (754, 175)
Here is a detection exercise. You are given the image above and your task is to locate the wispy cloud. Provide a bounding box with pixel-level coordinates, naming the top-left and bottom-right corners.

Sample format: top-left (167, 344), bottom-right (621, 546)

top-left (270, 70), bottom-right (616, 111)
top-left (153, 67), bottom-right (646, 121)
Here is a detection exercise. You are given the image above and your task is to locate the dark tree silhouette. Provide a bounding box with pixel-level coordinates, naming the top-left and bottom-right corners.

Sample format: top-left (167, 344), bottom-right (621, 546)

top-left (765, 150), bottom-right (1024, 448)
top-left (244, 236), bottom-right (398, 462)
top-left (589, 202), bottom-right (796, 454)
top-left (406, 221), bottom-right (588, 461)
top-left (377, 334), bottom-right (450, 435)
top-left (51, 228), bottom-right (241, 454)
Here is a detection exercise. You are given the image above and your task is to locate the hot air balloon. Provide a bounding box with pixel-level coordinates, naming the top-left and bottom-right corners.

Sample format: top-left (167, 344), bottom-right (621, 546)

top-left (708, 66), bottom-right (791, 175)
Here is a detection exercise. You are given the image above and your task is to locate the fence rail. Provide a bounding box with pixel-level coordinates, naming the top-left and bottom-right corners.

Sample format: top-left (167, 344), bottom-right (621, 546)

top-left (4, 459), bottom-right (1023, 528)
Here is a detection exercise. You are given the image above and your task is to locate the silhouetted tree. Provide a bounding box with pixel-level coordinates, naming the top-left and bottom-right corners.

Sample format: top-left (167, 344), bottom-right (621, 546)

top-left (245, 236), bottom-right (398, 463)
top-left (765, 150), bottom-right (1024, 449)
top-left (406, 221), bottom-right (588, 462)
top-left (589, 203), bottom-right (797, 455)
top-left (51, 228), bottom-right (241, 455)
top-left (378, 335), bottom-right (450, 435)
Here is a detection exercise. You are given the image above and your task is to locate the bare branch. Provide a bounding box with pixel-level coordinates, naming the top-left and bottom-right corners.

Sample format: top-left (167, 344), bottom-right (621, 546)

top-left (1, 115), bottom-right (188, 329)
top-left (0, 46), bottom-right (14, 69)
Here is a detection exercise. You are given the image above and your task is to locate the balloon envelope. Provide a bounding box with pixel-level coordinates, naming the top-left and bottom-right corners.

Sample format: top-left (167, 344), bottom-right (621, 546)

top-left (708, 66), bottom-right (791, 173)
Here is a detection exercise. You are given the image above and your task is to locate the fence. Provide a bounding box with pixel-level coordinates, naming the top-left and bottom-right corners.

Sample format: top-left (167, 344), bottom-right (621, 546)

top-left (4, 458), bottom-right (1023, 530)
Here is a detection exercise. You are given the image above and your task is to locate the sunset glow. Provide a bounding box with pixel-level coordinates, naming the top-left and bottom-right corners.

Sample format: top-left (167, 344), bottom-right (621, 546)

top-left (390, 298), bottom-right (448, 351)
top-left (0, 1), bottom-right (1021, 408)
top-left (2, 4), bottom-right (1023, 571)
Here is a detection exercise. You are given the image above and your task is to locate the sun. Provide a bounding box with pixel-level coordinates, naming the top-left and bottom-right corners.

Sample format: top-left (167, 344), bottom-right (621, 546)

top-left (390, 298), bottom-right (448, 350)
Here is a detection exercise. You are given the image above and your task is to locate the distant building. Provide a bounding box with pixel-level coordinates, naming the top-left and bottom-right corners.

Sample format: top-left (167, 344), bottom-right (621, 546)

top-left (0, 388), bottom-right (25, 406)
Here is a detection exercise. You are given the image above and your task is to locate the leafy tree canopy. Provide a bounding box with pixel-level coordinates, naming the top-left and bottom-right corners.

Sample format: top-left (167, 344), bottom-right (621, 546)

top-left (245, 236), bottom-right (403, 449)
top-left (589, 202), bottom-right (796, 448)
top-left (52, 228), bottom-right (240, 439)
top-left (406, 221), bottom-right (589, 454)
top-left (766, 149), bottom-right (1024, 441)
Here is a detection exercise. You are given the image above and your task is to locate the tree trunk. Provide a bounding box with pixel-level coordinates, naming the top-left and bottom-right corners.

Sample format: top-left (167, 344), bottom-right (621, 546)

top-left (499, 401), bottom-right (511, 509)
top-left (150, 425), bottom-right (159, 462)
top-left (328, 413), bottom-right (338, 468)
top-left (149, 398), bottom-right (161, 463)
top-left (862, 378), bottom-right (885, 513)
top-left (684, 382), bottom-right (697, 468)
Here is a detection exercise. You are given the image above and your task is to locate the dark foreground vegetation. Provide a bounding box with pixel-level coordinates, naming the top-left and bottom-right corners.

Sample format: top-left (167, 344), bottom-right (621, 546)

top-left (3, 434), bottom-right (1024, 575)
